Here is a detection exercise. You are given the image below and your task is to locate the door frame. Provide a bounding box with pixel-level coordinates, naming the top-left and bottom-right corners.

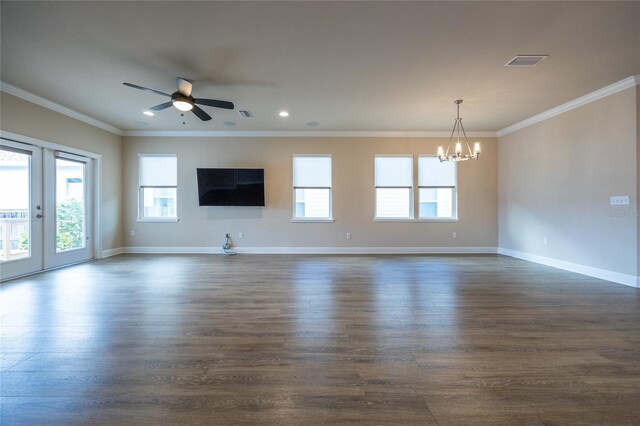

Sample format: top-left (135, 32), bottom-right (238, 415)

top-left (0, 131), bottom-right (102, 279)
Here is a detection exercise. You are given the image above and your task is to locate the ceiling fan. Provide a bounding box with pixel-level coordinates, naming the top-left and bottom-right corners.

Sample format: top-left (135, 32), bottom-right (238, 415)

top-left (123, 77), bottom-right (234, 121)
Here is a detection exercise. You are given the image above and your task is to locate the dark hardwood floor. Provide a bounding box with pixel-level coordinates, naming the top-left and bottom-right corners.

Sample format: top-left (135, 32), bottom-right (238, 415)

top-left (1, 254), bottom-right (639, 425)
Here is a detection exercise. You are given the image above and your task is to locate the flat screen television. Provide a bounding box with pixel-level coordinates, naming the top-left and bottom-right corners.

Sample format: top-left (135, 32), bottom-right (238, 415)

top-left (197, 168), bottom-right (265, 206)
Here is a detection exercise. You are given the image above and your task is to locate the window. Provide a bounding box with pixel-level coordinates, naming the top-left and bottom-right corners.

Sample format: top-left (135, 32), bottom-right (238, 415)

top-left (293, 155), bottom-right (332, 220)
top-left (375, 156), bottom-right (413, 219)
top-left (139, 154), bottom-right (177, 220)
top-left (418, 156), bottom-right (456, 219)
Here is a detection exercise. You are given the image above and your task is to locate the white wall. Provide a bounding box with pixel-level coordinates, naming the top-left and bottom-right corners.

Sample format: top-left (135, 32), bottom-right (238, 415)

top-left (123, 136), bottom-right (498, 250)
top-left (498, 87), bottom-right (638, 277)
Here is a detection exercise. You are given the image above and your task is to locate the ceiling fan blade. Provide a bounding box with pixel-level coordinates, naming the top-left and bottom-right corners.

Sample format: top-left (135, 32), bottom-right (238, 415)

top-left (191, 105), bottom-right (212, 121)
top-left (122, 82), bottom-right (171, 98)
top-left (177, 78), bottom-right (192, 96)
top-left (194, 98), bottom-right (234, 110)
top-left (149, 102), bottom-right (173, 111)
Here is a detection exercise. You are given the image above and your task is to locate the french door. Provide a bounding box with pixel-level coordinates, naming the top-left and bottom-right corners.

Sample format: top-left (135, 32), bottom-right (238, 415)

top-left (0, 139), bottom-right (94, 281)
top-left (43, 151), bottom-right (93, 269)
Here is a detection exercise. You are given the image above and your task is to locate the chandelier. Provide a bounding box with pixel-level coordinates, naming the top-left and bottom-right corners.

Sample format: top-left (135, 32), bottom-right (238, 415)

top-left (437, 99), bottom-right (481, 162)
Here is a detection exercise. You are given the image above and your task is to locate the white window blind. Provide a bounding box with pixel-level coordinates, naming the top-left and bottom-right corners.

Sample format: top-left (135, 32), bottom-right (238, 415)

top-left (140, 155), bottom-right (177, 187)
top-left (293, 156), bottom-right (331, 188)
top-left (419, 157), bottom-right (456, 187)
top-left (375, 156), bottom-right (413, 187)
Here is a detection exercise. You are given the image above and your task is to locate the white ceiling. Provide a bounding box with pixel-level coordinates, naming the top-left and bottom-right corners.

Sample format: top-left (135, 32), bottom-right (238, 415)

top-left (1, 1), bottom-right (639, 133)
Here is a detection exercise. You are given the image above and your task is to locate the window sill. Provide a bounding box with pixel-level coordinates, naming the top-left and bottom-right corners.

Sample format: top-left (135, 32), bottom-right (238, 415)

top-left (291, 218), bottom-right (334, 223)
top-left (374, 218), bottom-right (459, 223)
top-left (136, 218), bottom-right (180, 223)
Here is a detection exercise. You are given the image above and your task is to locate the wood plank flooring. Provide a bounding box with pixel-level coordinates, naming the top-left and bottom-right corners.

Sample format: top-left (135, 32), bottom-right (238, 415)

top-left (1, 254), bottom-right (639, 425)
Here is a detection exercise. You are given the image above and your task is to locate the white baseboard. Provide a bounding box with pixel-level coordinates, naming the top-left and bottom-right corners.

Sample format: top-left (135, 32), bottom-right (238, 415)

top-left (101, 247), bottom-right (125, 258)
top-left (124, 246), bottom-right (497, 255)
top-left (91, 246), bottom-right (640, 288)
top-left (236, 246), bottom-right (497, 254)
top-left (497, 247), bottom-right (639, 288)
top-left (126, 246), bottom-right (216, 254)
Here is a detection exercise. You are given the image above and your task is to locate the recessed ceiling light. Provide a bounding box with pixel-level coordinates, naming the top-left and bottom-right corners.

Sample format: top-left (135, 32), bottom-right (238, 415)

top-left (306, 121), bottom-right (319, 127)
top-left (279, 111), bottom-right (289, 117)
top-left (223, 121), bottom-right (236, 127)
top-left (143, 110), bottom-right (154, 116)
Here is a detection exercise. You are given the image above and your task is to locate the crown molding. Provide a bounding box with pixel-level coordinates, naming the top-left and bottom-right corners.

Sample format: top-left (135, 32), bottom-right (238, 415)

top-left (8, 73), bottom-right (638, 140)
top-left (122, 130), bottom-right (497, 138)
top-left (497, 74), bottom-right (640, 137)
top-left (0, 83), bottom-right (496, 138)
top-left (1, 81), bottom-right (123, 136)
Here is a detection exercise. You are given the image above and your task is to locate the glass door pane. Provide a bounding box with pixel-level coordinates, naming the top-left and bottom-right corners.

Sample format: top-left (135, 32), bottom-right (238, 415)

top-left (0, 149), bottom-right (31, 261)
top-left (0, 141), bottom-right (42, 281)
top-left (55, 158), bottom-right (86, 253)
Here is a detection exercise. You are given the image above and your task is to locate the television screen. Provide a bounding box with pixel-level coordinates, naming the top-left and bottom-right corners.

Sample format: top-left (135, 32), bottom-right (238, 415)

top-left (197, 168), bottom-right (265, 206)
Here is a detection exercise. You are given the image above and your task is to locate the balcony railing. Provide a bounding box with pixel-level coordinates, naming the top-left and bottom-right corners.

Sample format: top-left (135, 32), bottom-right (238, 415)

top-left (0, 218), bottom-right (29, 261)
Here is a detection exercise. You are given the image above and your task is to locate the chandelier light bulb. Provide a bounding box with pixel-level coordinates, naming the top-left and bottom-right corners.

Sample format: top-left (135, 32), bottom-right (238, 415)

top-left (437, 146), bottom-right (444, 157)
top-left (474, 142), bottom-right (481, 154)
top-left (455, 142), bottom-right (462, 154)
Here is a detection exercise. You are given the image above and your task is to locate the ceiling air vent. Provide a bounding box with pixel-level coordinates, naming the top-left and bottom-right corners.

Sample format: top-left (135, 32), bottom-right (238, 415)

top-left (238, 110), bottom-right (253, 118)
top-left (505, 55), bottom-right (548, 67)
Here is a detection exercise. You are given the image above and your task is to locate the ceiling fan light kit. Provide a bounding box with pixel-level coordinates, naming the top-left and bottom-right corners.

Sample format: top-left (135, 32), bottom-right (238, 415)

top-left (437, 99), bottom-right (481, 163)
top-left (123, 77), bottom-right (234, 122)
top-left (171, 93), bottom-right (194, 112)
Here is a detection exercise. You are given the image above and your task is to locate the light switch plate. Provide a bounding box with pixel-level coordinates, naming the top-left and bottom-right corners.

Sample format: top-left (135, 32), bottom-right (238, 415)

top-left (610, 196), bottom-right (630, 206)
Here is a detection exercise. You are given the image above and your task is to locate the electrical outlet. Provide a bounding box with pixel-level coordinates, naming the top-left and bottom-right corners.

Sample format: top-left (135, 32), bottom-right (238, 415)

top-left (452, 232), bottom-right (457, 239)
top-left (610, 196), bottom-right (630, 206)
top-left (346, 232), bottom-right (351, 239)
top-left (239, 232), bottom-right (244, 239)
top-left (543, 236), bottom-right (548, 245)
top-left (130, 230), bottom-right (134, 237)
